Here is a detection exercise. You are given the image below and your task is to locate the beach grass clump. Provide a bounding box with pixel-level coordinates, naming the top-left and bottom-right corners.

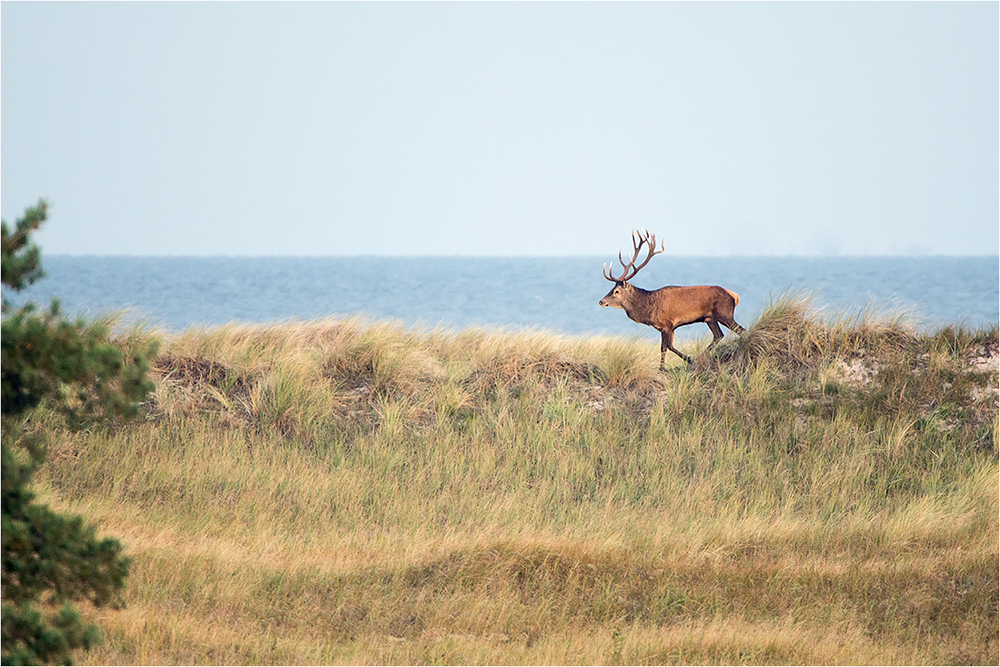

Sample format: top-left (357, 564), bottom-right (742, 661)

top-left (16, 295), bottom-right (998, 665)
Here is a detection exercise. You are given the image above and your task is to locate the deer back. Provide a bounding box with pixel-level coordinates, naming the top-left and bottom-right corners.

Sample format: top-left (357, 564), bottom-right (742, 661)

top-left (648, 285), bottom-right (739, 328)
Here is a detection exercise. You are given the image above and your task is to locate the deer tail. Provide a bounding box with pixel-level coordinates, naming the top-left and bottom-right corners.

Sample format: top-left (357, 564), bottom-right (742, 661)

top-left (724, 289), bottom-right (740, 306)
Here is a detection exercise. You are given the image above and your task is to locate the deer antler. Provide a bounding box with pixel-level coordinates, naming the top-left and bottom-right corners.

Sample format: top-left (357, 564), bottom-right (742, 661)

top-left (603, 229), bottom-right (665, 283)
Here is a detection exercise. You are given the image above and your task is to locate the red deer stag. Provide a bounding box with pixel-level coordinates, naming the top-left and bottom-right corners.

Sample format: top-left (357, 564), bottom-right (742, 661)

top-left (599, 229), bottom-right (745, 369)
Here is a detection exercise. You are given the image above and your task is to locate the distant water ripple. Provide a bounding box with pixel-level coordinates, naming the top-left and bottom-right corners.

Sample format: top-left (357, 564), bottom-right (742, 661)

top-left (7, 256), bottom-right (998, 342)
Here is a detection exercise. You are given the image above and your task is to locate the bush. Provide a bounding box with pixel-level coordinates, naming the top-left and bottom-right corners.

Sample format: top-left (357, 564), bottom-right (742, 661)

top-left (1, 200), bottom-right (155, 665)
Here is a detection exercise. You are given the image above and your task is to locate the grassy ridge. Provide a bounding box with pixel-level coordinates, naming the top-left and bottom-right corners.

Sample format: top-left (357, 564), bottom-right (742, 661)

top-left (24, 296), bottom-right (999, 664)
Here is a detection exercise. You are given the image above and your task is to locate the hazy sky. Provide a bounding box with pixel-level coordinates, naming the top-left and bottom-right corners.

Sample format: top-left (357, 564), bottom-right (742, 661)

top-left (2, 2), bottom-right (997, 257)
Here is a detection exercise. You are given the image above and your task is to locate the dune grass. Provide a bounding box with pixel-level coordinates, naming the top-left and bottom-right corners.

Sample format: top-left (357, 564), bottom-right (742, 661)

top-left (17, 296), bottom-right (998, 665)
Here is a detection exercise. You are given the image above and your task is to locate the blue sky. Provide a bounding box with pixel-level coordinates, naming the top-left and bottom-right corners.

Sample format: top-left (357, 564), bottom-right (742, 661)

top-left (2, 2), bottom-right (997, 257)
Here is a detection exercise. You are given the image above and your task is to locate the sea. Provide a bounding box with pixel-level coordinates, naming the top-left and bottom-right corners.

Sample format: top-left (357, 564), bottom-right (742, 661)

top-left (4, 256), bottom-right (998, 343)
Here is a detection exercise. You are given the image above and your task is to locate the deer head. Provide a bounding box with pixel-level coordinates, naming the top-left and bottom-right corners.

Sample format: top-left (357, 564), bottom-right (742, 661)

top-left (599, 229), bottom-right (664, 309)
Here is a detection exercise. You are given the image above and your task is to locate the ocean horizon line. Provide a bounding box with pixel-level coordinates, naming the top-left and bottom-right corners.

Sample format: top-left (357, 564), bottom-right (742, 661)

top-left (40, 252), bottom-right (1000, 260)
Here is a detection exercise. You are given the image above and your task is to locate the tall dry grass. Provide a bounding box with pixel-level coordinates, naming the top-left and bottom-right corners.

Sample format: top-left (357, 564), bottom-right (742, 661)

top-left (19, 296), bottom-right (999, 665)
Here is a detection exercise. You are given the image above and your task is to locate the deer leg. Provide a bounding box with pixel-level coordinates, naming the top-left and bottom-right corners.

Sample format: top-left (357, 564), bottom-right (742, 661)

top-left (706, 319), bottom-right (725, 351)
top-left (660, 328), bottom-right (692, 369)
top-left (719, 313), bottom-right (746, 336)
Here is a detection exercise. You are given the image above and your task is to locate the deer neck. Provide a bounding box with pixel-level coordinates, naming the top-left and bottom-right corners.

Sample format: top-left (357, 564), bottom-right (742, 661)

top-left (622, 284), bottom-right (656, 325)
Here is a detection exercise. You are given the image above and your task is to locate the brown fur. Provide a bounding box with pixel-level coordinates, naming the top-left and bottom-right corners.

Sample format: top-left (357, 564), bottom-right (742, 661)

top-left (600, 281), bottom-right (745, 368)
